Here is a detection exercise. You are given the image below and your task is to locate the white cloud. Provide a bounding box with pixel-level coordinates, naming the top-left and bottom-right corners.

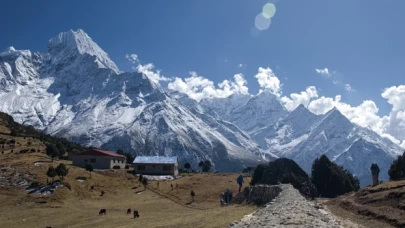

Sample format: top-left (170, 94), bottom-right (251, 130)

top-left (238, 64), bottom-right (247, 68)
top-left (301, 86), bottom-right (405, 147)
top-left (281, 86), bottom-right (319, 111)
top-left (315, 68), bottom-right (330, 77)
top-left (126, 53), bottom-right (170, 83)
top-left (126, 54), bottom-right (405, 147)
top-left (167, 72), bottom-right (249, 101)
top-left (255, 67), bottom-right (282, 96)
top-left (345, 84), bottom-right (354, 92)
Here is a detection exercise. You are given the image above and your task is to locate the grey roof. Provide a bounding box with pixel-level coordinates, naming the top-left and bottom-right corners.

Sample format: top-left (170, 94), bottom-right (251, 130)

top-left (133, 156), bottom-right (178, 164)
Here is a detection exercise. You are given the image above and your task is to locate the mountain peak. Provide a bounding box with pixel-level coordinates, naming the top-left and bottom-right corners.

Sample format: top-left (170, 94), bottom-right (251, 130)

top-left (47, 29), bottom-right (119, 73)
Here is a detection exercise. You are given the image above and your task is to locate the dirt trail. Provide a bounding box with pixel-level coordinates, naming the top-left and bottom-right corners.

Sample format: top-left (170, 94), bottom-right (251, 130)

top-left (230, 184), bottom-right (362, 228)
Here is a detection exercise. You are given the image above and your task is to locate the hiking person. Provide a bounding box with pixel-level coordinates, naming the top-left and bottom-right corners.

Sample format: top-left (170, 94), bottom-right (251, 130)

top-left (236, 175), bottom-right (244, 193)
top-left (138, 175), bottom-right (143, 187)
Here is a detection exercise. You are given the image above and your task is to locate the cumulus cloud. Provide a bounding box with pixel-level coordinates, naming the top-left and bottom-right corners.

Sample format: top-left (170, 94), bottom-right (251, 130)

top-left (125, 53), bottom-right (171, 83)
top-left (167, 72), bottom-right (249, 101)
top-left (301, 87), bottom-right (405, 147)
top-left (280, 86), bottom-right (319, 111)
top-left (125, 54), bottom-right (404, 147)
top-left (255, 67), bottom-right (282, 96)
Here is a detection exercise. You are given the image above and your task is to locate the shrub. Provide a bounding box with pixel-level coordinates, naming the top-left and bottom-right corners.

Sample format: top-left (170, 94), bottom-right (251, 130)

top-left (113, 165), bottom-right (121, 169)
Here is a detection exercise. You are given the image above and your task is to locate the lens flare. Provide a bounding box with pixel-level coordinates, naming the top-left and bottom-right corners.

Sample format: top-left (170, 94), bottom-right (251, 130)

top-left (255, 13), bottom-right (271, 31)
top-left (262, 3), bottom-right (276, 19)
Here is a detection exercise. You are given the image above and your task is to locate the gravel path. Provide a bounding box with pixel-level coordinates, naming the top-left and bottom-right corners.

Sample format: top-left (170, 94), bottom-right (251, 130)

top-left (230, 184), bottom-right (361, 228)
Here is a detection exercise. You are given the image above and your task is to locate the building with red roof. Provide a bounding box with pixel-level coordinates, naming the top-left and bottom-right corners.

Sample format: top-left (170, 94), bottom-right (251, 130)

top-left (72, 148), bottom-right (127, 169)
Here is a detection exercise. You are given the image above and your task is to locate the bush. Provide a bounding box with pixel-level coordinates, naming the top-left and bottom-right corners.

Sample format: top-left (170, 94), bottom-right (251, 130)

top-left (251, 158), bottom-right (309, 194)
top-left (388, 151), bottom-right (405, 181)
top-left (113, 165), bottom-right (121, 169)
top-left (311, 155), bottom-right (359, 198)
top-left (9, 129), bottom-right (17, 136)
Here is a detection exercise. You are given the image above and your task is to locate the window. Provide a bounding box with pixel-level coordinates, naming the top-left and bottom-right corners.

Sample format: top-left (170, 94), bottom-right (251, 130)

top-left (163, 165), bottom-right (171, 171)
top-left (137, 165), bottom-right (145, 171)
top-left (90, 158), bottom-right (96, 163)
top-left (84, 159), bottom-right (88, 163)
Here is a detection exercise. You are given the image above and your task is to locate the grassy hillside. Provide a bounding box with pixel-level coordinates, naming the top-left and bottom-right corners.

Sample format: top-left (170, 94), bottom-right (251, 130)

top-left (0, 112), bottom-right (256, 227)
top-left (0, 112), bottom-right (86, 156)
top-left (323, 180), bottom-right (405, 228)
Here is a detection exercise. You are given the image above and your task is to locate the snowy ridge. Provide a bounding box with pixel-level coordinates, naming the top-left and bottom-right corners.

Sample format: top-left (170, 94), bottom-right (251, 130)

top-left (248, 104), bottom-right (403, 186)
top-left (0, 29), bottom-right (269, 171)
top-left (0, 29), bottom-right (401, 180)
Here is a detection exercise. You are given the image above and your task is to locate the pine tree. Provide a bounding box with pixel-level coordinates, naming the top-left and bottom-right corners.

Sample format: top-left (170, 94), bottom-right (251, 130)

top-left (55, 163), bottom-right (69, 182)
top-left (202, 160), bottom-right (212, 172)
top-left (46, 166), bottom-right (57, 181)
top-left (198, 161), bottom-right (204, 172)
top-left (46, 144), bottom-right (60, 162)
top-left (388, 151), bottom-right (405, 181)
top-left (184, 162), bottom-right (191, 173)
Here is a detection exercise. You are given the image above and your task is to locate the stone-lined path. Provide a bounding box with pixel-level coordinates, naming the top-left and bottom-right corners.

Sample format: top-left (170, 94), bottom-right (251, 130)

top-left (230, 184), bottom-right (361, 228)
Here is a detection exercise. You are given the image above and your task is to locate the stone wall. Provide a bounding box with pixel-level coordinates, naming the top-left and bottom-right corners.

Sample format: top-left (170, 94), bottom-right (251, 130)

top-left (246, 184), bottom-right (282, 205)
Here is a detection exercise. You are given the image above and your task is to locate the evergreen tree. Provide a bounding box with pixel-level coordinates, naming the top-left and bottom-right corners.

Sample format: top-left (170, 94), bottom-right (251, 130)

top-left (198, 161), bottom-right (204, 172)
top-left (184, 162), bottom-right (191, 173)
top-left (85, 163), bottom-right (94, 178)
top-left (251, 158), bottom-right (309, 193)
top-left (202, 160), bottom-right (212, 172)
top-left (55, 163), bottom-right (69, 182)
top-left (46, 166), bottom-right (57, 181)
top-left (56, 142), bottom-right (66, 158)
top-left (388, 151), bottom-right (405, 181)
top-left (125, 153), bottom-right (134, 164)
top-left (117, 149), bottom-right (124, 155)
top-left (311, 155), bottom-right (359, 198)
top-left (46, 144), bottom-right (60, 162)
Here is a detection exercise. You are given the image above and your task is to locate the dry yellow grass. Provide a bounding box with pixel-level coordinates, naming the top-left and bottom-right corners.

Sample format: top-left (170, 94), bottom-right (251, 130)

top-left (0, 148), bottom-right (256, 228)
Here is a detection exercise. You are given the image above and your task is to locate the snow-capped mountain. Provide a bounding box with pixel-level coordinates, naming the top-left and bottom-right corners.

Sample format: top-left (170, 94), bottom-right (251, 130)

top-left (200, 91), bottom-right (288, 134)
top-left (0, 29), bottom-right (269, 171)
top-left (1, 29), bottom-right (401, 183)
top-left (250, 104), bottom-right (403, 186)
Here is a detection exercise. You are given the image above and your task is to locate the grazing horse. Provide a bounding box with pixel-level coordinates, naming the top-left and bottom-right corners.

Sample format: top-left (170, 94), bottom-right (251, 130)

top-left (133, 210), bottom-right (140, 218)
top-left (127, 208), bottom-right (131, 214)
top-left (99, 209), bottom-right (106, 215)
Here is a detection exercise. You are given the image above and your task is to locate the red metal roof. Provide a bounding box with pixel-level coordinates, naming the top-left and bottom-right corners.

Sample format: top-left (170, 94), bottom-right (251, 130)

top-left (74, 149), bottom-right (126, 158)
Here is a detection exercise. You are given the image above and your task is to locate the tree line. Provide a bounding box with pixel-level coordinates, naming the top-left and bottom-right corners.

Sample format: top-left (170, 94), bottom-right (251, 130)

top-left (250, 150), bottom-right (405, 198)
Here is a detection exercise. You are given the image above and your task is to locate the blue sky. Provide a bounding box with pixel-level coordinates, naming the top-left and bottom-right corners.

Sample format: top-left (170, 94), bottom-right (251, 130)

top-left (1, 0), bottom-right (405, 146)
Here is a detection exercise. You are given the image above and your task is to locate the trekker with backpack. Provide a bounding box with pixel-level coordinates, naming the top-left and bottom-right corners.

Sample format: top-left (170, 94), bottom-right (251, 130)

top-left (236, 175), bottom-right (244, 193)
